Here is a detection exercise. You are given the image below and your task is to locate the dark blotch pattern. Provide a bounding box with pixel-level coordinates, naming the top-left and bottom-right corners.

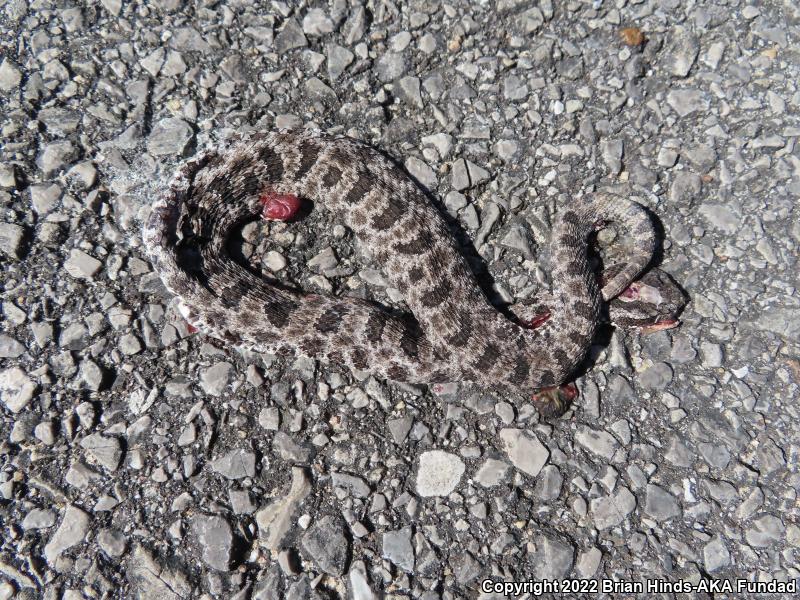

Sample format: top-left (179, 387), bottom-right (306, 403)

top-left (364, 311), bottom-right (387, 343)
top-left (316, 304), bottom-right (349, 334)
top-left (420, 279), bottom-right (452, 308)
top-left (371, 199), bottom-right (404, 231)
top-left (295, 140), bottom-right (321, 180)
top-left (475, 343), bottom-right (501, 372)
top-left (258, 144), bottom-right (284, 181)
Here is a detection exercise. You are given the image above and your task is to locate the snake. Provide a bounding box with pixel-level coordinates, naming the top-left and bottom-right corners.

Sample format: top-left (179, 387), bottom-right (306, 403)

top-left (142, 130), bottom-right (685, 416)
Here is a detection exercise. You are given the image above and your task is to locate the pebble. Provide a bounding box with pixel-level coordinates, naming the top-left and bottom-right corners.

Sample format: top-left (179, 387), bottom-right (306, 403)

top-left (0, 223), bottom-right (24, 259)
top-left (534, 535), bottom-right (574, 580)
top-left (302, 8), bottom-right (333, 35)
top-left (575, 426), bottom-right (619, 460)
top-left (703, 536), bottom-right (730, 572)
top-left (128, 544), bottom-right (191, 598)
top-left (274, 19), bottom-right (307, 53)
top-left (200, 361), bottom-right (234, 396)
top-left (256, 467), bottom-right (312, 550)
top-left (375, 52), bottom-right (406, 82)
top-left (38, 141), bottom-right (78, 175)
top-left (44, 505), bottom-right (90, 565)
top-left (97, 528), bottom-right (126, 558)
top-left (0, 367), bottom-right (36, 412)
top-left (644, 484), bottom-right (681, 522)
top-left (80, 433), bottom-right (123, 471)
top-left (639, 361), bottom-right (673, 390)
top-left (416, 450), bottom-right (465, 496)
top-left (474, 458), bottom-right (510, 487)
top-left (590, 486), bottom-right (636, 529)
top-left (326, 44), bottom-right (354, 80)
top-left (147, 118), bottom-right (193, 156)
top-left (193, 514), bottom-right (234, 571)
top-left (746, 515), bottom-right (785, 547)
top-left (22, 508), bottom-right (56, 530)
top-left (0, 58), bottom-right (22, 91)
top-left (301, 515), bottom-right (348, 575)
top-left (382, 527), bottom-right (414, 573)
top-left (499, 428), bottom-right (549, 476)
top-left (64, 249), bottom-right (102, 280)
top-left (211, 449), bottom-right (256, 480)
top-left (661, 27), bottom-right (699, 77)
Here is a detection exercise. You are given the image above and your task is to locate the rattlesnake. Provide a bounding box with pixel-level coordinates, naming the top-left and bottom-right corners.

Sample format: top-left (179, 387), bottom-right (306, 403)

top-left (143, 130), bottom-right (684, 416)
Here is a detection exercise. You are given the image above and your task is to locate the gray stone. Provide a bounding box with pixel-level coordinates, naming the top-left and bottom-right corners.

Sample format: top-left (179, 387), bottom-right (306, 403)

top-left (575, 546), bottom-right (602, 578)
top-left (600, 139), bottom-right (624, 175)
top-left (666, 89), bottom-right (708, 117)
top-left (0, 58), bottom-right (22, 91)
top-left (703, 536), bottom-right (730, 572)
top-left (38, 141), bottom-right (78, 175)
top-left (97, 528), bottom-right (126, 558)
top-left (229, 489), bottom-right (256, 515)
top-left (405, 156), bottom-right (435, 188)
top-left (499, 428), bottom-right (549, 476)
top-left (575, 426), bottom-right (619, 460)
top-left (0, 367), bottom-right (35, 412)
top-left (0, 335), bottom-right (25, 359)
top-left (387, 416), bottom-right (413, 443)
top-left (302, 8), bottom-right (333, 35)
top-left (127, 545), bottom-right (191, 599)
top-left (304, 77), bottom-right (336, 100)
top-left (64, 249), bottom-right (102, 279)
top-left (118, 333), bottom-right (142, 355)
top-left (147, 118), bottom-right (193, 156)
top-left (416, 450), bottom-right (465, 496)
top-left (535, 465), bottom-right (563, 500)
top-left (256, 467), bottom-right (312, 550)
top-left (474, 458), bottom-right (510, 487)
top-left (382, 526), bottom-right (414, 573)
top-left (644, 484), bottom-right (680, 522)
top-left (275, 19), bottom-right (307, 54)
top-left (745, 515), bottom-right (784, 547)
top-left (698, 442), bottom-right (730, 469)
top-left (258, 406), bottom-right (280, 430)
top-left (331, 472), bottom-right (371, 498)
top-left (44, 505), bottom-right (90, 565)
top-left (590, 486), bottom-right (636, 529)
top-left (59, 322), bottom-right (89, 350)
top-left (451, 158), bottom-right (489, 191)
top-left (326, 44), bottom-right (353, 80)
top-left (375, 52), bottom-right (406, 82)
top-left (211, 449), bottom-right (256, 480)
top-left (22, 508), bottom-right (57, 530)
top-left (397, 76), bottom-right (423, 108)
top-left (661, 27), bottom-right (699, 77)
top-left (503, 74), bottom-right (528, 101)
top-left (534, 535), bottom-right (574, 580)
top-left (302, 515), bottom-right (349, 575)
top-left (80, 433), bottom-right (123, 471)
top-left (639, 361), bottom-right (673, 390)
top-left (200, 361), bottom-right (234, 396)
top-left (193, 514), bottom-right (234, 571)
top-left (0, 223), bottom-right (24, 259)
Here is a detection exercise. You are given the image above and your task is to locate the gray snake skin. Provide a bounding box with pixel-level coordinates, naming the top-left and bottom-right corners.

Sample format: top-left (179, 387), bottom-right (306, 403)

top-left (143, 130), bottom-right (681, 415)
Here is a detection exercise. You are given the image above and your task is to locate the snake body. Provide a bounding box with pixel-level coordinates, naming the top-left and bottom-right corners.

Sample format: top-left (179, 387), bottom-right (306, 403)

top-left (143, 131), bottom-right (663, 413)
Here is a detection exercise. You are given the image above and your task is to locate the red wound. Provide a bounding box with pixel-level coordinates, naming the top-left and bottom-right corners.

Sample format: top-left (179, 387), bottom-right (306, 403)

top-left (260, 192), bottom-right (302, 221)
top-left (185, 322), bottom-right (198, 334)
top-left (525, 311), bottom-right (551, 329)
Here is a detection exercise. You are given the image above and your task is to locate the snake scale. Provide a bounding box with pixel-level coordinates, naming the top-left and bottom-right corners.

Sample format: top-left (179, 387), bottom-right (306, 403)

top-left (143, 130), bottom-right (683, 416)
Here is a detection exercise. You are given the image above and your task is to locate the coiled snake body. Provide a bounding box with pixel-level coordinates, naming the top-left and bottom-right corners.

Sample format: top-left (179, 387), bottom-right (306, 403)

top-left (143, 131), bottom-right (683, 416)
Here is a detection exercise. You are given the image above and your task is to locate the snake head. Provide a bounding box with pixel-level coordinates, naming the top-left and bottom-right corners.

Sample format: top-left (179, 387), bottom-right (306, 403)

top-left (607, 268), bottom-right (687, 333)
top-left (532, 383), bottom-right (578, 418)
